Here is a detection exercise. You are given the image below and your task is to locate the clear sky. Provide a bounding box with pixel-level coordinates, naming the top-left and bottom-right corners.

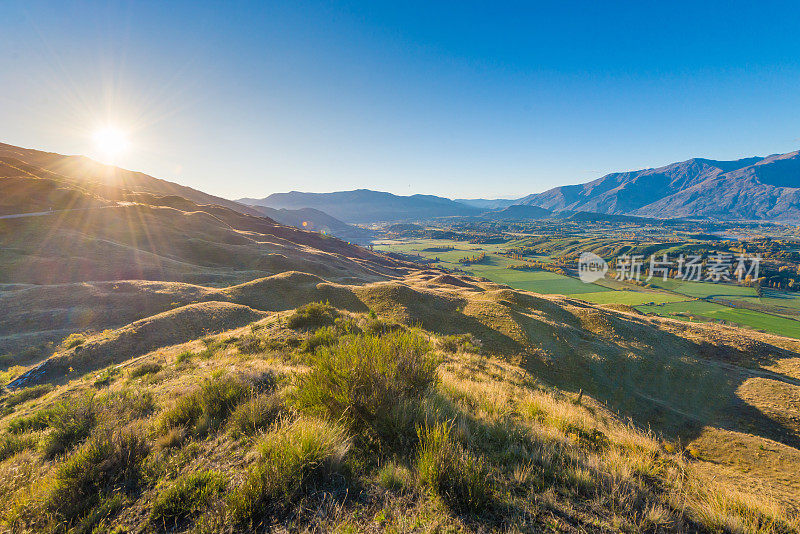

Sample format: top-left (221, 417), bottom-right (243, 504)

top-left (2, 1), bottom-right (799, 199)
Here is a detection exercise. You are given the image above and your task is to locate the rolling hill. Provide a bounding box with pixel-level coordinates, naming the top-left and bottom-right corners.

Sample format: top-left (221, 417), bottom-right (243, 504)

top-left (2, 143), bottom-right (800, 533)
top-left (519, 150), bottom-right (800, 222)
top-left (238, 189), bottom-right (481, 223)
top-left (0, 142), bottom-right (260, 217)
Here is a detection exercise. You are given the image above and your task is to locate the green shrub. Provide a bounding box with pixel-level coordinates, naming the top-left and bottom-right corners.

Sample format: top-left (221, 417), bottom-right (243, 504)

top-left (228, 392), bottom-right (282, 436)
top-left (160, 372), bottom-right (248, 434)
top-left (362, 318), bottom-right (404, 336)
top-left (293, 331), bottom-right (437, 449)
top-left (93, 367), bottom-right (119, 388)
top-left (7, 394), bottom-right (97, 457)
top-left (377, 461), bottom-right (411, 491)
top-left (416, 421), bottom-right (492, 514)
top-left (0, 434), bottom-right (37, 461)
top-left (175, 350), bottom-right (194, 364)
top-left (1, 384), bottom-right (52, 410)
top-left (8, 409), bottom-right (52, 434)
top-left (129, 362), bottom-right (162, 378)
top-left (63, 333), bottom-right (86, 349)
top-left (151, 470), bottom-right (226, 528)
top-left (286, 302), bottom-right (336, 330)
top-left (300, 326), bottom-right (340, 353)
top-left (39, 395), bottom-right (97, 458)
top-left (226, 417), bottom-right (349, 526)
top-left (438, 334), bottom-right (480, 354)
top-left (44, 428), bottom-right (149, 525)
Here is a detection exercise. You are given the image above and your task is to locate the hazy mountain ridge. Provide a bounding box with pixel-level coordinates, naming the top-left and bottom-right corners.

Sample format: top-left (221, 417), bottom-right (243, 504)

top-left (519, 150), bottom-right (800, 221)
top-left (246, 205), bottom-right (375, 243)
top-left (239, 189), bottom-right (481, 223)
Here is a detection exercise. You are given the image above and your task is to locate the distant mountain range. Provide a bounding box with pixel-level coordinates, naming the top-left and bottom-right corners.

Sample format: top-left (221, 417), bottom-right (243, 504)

top-left (238, 189), bottom-right (481, 223)
top-left (454, 198), bottom-right (520, 210)
top-left (519, 150), bottom-right (800, 222)
top-left (246, 205), bottom-right (375, 243)
top-left (239, 150), bottom-right (800, 224)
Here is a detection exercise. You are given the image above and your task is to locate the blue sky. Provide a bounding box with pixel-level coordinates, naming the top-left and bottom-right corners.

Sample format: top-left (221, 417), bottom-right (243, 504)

top-left (1, 1), bottom-right (799, 199)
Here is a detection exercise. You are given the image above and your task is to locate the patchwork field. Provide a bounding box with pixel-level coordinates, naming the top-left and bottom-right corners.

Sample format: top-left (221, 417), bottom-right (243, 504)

top-left (375, 238), bottom-right (800, 339)
top-left (635, 299), bottom-right (800, 339)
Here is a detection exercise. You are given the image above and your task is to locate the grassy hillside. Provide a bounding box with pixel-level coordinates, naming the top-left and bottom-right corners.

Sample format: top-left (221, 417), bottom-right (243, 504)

top-left (2, 272), bottom-right (799, 532)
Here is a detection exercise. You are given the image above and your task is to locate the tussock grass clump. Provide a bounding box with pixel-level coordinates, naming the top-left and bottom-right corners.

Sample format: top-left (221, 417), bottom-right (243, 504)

top-left (39, 428), bottom-right (149, 527)
top-left (293, 330), bottom-right (437, 448)
top-left (300, 325), bottom-right (340, 353)
top-left (151, 470), bottom-right (227, 528)
top-left (377, 460), bottom-right (412, 491)
top-left (100, 389), bottom-right (156, 420)
top-left (286, 301), bottom-right (336, 330)
top-left (1, 384), bottom-right (52, 411)
top-left (129, 362), bottom-right (162, 378)
top-left (437, 333), bottom-right (480, 354)
top-left (226, 417), bottom-right (349, 526)
top-left (235, 334), bottom-right (265, 354)
top-left (0, 433), bottom-right (37, 461)
top-left (62, 332), bottom-right (86, 349)
top-left (160, 371), bottom-right (248, 434)
top-left (175, 350), bottom-right (194, 364)
top-left (415, 420), bottom-right (492, 514)
top-left (362, 316), bottom-right (405, 336)
top-left (7, 394), bottom-right (97, 457)
top-left (228, 392), bottom-right (283, 436)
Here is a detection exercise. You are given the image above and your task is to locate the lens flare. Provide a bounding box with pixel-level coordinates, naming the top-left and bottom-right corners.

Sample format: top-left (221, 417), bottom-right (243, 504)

top-left (92, 127), bottom-right (129, 162)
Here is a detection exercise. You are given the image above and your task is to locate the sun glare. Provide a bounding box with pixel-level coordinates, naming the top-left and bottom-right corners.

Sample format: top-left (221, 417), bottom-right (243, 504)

top-left (92, 127), bottom-right (130, 162)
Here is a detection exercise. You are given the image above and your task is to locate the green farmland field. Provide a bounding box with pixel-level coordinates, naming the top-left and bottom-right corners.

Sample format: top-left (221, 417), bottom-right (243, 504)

top-left (636, 299), bottom-right (800, 339)
top-left (375, 238), bottom-right (800, 339)
top-left (576, 291), bottom-right (691, 306)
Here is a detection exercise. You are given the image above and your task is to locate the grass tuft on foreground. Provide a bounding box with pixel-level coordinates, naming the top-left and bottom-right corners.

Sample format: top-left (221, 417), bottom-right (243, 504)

top-left (0, 305), bottom-right (797, 533)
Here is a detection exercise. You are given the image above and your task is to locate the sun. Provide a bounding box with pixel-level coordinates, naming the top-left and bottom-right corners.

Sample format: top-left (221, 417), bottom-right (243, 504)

top-left (92, 127), bottom-right (130, 162)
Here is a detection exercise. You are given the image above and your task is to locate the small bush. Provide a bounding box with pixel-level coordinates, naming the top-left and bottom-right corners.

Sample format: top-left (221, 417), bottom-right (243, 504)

top-left (293, 331), bottom-right (437, 449)
top-left (8, 410), bottom-right (52, 434)
top-left (416, 421), bottom-right (492, 514)
top-left (44, 428), bottom-right (149, 525)
top-left (228, 392), bottom-right (282, 436)
top-left (156, 427), bottom-right (187, 450)
top-left (160, 372), bottom-right (248, 433)
top-left (300, 326), bottom-right (339, 353)
top-left (7, 394), bottom-right (96, 457)
top-left (130, 362), bottom-right (162, 378)
top-left (175, 351), bottom-right (194, 364)
top-left (39, 395), bottom-right (97, 458)
top-left (151, 470), bottom-right (226, 528)
top-left (0, 434), bottom-right (37, 461)
top-left (377, 461), bottom-right (411, 491)
top-left (226, 417), bottom-right (349, 525)
top-left (437, 334), bottom-right (480, 354)
top-left (286, 302), bottom-right (336, 330)
top-left (63, 333), bottom-right (86, 349)
top-left (362, 318), bottom-right (404, 336)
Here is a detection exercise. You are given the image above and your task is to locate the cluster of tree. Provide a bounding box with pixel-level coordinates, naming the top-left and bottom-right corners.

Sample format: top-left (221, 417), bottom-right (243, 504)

top-left (458, 252), bottom-right (488, 265)
top-left (508, 260), bottom-right (567, 275)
